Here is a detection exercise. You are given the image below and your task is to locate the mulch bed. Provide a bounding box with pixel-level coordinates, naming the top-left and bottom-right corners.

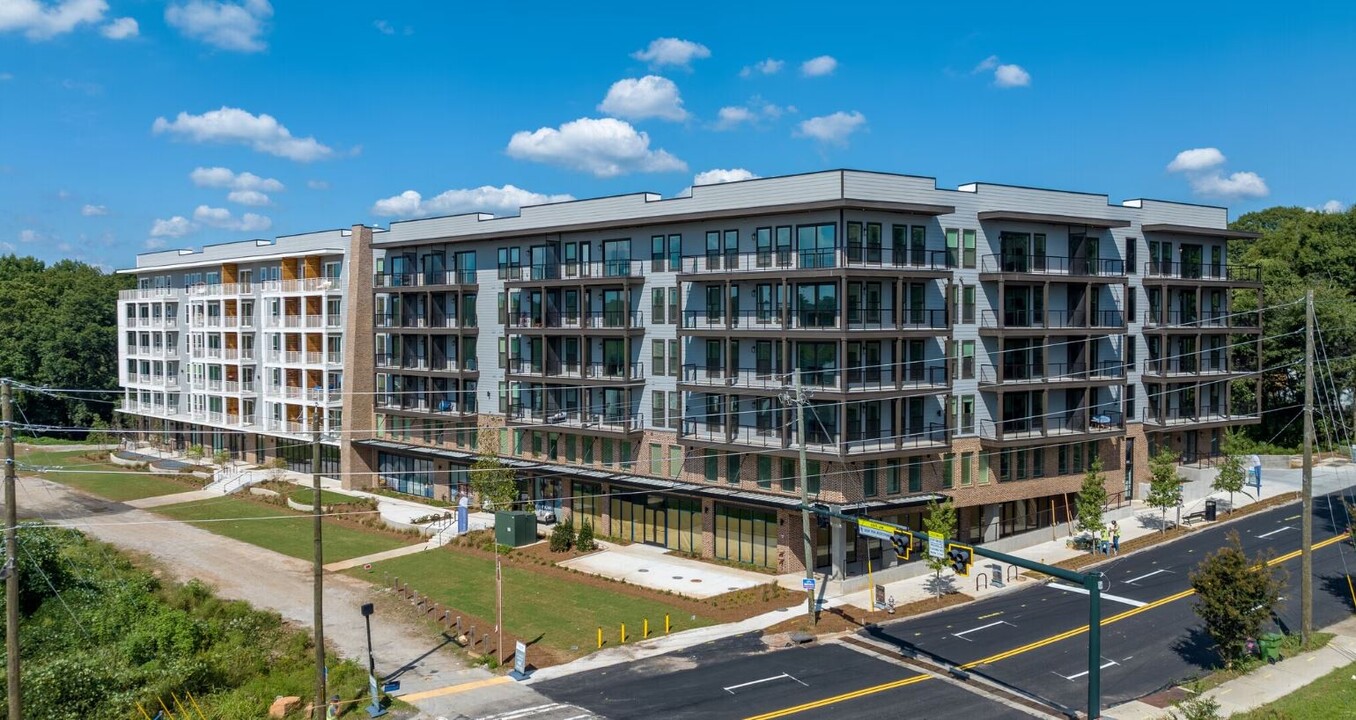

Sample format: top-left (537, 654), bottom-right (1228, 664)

top-left (762, 592), bottom-right (974, 637)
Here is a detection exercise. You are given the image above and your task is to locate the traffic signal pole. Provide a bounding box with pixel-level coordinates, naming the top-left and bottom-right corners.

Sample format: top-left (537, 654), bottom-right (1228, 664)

top-left (804, 504), bottom-right (1105, 719)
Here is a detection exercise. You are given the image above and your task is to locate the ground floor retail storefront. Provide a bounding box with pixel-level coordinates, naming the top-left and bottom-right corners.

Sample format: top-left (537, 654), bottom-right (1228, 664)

top-left (119, 413), bottom-right (341, 478)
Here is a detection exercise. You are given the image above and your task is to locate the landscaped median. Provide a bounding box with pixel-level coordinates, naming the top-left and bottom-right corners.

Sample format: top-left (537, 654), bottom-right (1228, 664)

top-left (17, 447), bottom-right (206, 502)
top-left (347, 531), bottom-right (798, 667)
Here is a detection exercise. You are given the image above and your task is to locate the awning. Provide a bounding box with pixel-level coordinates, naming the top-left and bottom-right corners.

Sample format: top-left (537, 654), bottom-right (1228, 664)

top-left (1140, 223), bottom-right (1261, 239)
top-left (977, 210), bottom-right (1131, 229)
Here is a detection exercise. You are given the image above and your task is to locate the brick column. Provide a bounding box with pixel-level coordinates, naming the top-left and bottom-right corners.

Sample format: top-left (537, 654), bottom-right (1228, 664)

top-left (341, 225), bottom-right (376, 489)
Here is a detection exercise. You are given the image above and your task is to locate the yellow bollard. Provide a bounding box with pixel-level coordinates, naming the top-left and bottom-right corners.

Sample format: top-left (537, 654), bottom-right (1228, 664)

top-left (644, 618), bottom-right (649, 639)
top-left (621, 622), bottom-right (627, 644)
top-left (157, 697), bottom-right (177, 719)
top-left (136, 702), bottom-right (155, 720)
top-left (665, 613), bottom-right (670, 634)
top-left (597, 626), bottom-right (603, 649)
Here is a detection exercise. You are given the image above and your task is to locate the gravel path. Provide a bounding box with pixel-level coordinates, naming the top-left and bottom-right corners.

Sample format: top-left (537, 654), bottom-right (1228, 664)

top-left (12, 474), bottom-right (505, 718)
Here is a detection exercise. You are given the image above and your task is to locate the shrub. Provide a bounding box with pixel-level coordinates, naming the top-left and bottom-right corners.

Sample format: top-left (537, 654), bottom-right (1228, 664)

top-left (549, 519), bottom-right (575, 552)
top-left (576, 519), bottom-right (596, 552)
top-left (212, 449), bottom-right (231, 467)
top-left (185, 444), bottom-right (204, 462)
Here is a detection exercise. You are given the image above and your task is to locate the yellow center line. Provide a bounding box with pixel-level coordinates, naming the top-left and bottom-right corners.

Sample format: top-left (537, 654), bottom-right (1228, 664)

top-left (742, 533), bottom-right (1346, 720)
top-left (395, 675), bottom-right (510, 702)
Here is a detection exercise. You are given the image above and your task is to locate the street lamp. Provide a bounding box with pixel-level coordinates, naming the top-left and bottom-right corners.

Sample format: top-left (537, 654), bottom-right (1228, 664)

top-left (360, 603), bottom-right (386, 718)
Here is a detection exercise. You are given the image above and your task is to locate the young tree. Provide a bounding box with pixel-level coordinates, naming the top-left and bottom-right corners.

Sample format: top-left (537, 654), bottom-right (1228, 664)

top-left (1212, 430), bottom-right (1247, 512)
top-left (1074, 459), bottom-right (1109, 544)
top-left (1189, 531), bottom-right (1286, 669)
top-left (267, 456), bottom-right (289, 482)
top-left (212, 448), bottom-right (231, 467)
top-left (185, 444), bottom-right (204, 463)
top-left (471, 435), bottom-right (518, 512)
top-left (1147, 448), bottom-right (1184, 533)
top-left (575, 519), bottom-right (597, 551)
top-left (923, 499), bottom-right (957, 598)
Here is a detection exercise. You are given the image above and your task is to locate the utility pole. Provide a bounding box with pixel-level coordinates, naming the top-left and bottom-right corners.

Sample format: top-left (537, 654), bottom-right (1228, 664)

top-left (496, 538), bottom-right (504, 665)
top-left (792, 370), bottom-right (815, 619)
top-left (311, 412), bottom-right (327, 718)
top-left (3, 379), bottom-right (21, 720)
top-left (1301, 289), bottom-right (1314, 644)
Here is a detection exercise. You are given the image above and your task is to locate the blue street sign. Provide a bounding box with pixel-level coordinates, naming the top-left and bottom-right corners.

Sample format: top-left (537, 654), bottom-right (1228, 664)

top-left (802, 577), bottom-right (816, 592)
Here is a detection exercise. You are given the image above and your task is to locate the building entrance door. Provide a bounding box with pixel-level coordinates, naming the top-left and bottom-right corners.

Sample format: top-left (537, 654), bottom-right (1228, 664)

top-left (643, 499), bottom-right (666, 546)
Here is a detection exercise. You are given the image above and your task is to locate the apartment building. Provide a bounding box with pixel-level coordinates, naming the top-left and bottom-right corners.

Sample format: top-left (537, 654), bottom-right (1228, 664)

top-left (116, 231), bottom-right (351, 473)
top-left (337, 170), bottom-right (1262, 577)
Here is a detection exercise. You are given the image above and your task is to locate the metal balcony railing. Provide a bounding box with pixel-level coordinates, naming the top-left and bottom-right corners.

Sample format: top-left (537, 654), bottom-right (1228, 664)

top-left (373, 269), bottom-right (478, 288)
top-left (980, 360), bottom-right (1124, 385)
top-left (979, 309), bottom-right (1126, 330)
top-left (504, 259), bottom-right (647, 282)
top-left (1145, 261), bottom-right (1261, 282)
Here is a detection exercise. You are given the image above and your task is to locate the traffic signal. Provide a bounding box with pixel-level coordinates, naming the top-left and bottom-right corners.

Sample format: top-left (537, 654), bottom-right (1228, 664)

top-left (891, 533), bottom-right (910, 560)
top-left (947, 544), bottom-right (973, 576)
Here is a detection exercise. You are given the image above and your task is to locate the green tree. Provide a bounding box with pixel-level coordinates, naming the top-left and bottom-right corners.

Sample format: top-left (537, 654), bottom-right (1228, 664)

top-left (576, 519), bottom-right (597, 551)
top-left (471, 436), bottom-right (517, 511)
top-left (1147, 448), bottom-right (1184, 533)
top-left (1212, 430), bottom-right (1248, 512)
top-left (185, 444), bottom-right (204, 463)
top-left (923, 499), bottom-right (957, 597)
top-left (1189, 531), bottom-right (1285, 669)
top-left (549, 519), bottom-right (575, 552)
top-left (212, 448), bottom-right (232, 467)
top-left (1074, 459), bottom-right (1108, 542)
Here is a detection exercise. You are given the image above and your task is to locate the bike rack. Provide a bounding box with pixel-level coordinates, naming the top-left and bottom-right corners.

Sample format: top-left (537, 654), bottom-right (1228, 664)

top-left (1007, 564), bottom-right (1021, 583)
top-left (975, 574), bottom-right (989, 592)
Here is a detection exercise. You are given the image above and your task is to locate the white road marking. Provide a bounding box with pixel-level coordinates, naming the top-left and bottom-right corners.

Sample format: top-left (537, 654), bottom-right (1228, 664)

top-left (1258, 526), bottom-right (1293, 539)
top-left (723, 672), bottom-right (808, 694)
top-left (1124, 569), bottom-right (1172, 585)
top-left (1045, 583), bottom-right (1147, 608)
top-left (951, 620), bottom-right (1014, 641)
top-left (1055, 659), bottom-right (1119, 681)
top-left (479, 704), bottom-right (565, 720)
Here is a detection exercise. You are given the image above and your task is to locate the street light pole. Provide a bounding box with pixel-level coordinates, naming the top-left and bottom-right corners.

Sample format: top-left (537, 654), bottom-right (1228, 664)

top-left (311, 413), bottom-right (327, 719)
top-left (360, 603), bottom-right (385, 718)
top-left (793, 370), bottom-right (815, 619)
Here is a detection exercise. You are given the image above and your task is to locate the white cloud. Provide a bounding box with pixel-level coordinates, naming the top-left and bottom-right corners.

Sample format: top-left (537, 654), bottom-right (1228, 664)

top-left (1189, 171), bottom-right (1269, 199)
top-left (80, 204), bottom-right (108, 216)
top-left (100, 16), bottom-right (136, 39)
top-left (153, 107), bottom-right (333, 161)
top-left (164, 0), bottom-right (271, 52)
top-left (994, 64), bottom-right (1031, 88)
top-left (1, 241), bottom-right (16, 253)
top-left (193, 204), bottom-right (270, 232)
top-left (0, 0), bottom-right (107, 40)
top-left (19, 229), bottom-right (43, 243)
top-left (1320, 200), bottom-right (1347, 214)
top-left (800, 55), bottom-right (837, 77)
top-left (631, 37), bottom-right (710, 69)
top-left (226, 190), bottom-right (270, 206)
top-left (693, 169), bottom-right (758, 186)
top-left (306, 179), bottom-right (329, 190)
top-left (973, 55), bottom-right (1000, 73)
top-left (506, 117), bottom-right (687, 178)
top-left (795, 110), bottom-right (866, 145)
top-left (714, 97), bottom-right (787, 130)
top-left (150, 216), bottom-right (194, 238)
top-left (189, 166), bottom-right (284, 192)
top-left (598, 75), bottom-right (688, 122)
top-left (371, 184), bottom-right (575, 219)
top-left (374, 19), bottom-right (393, 34)
top-left (1167, 147), bottom-right (1227, 173)
top-left (740, 58), bottom-right (783, 77)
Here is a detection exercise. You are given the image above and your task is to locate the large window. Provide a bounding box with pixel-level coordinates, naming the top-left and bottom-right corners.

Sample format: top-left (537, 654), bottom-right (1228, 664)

top-left (377, 451), bottom-right (435, 498)
top-left (603, 239), bottom-right (631, 277)
top-left (796, 223), bottom-right (836, 269)
top-left (714, 504), bottom-right (776, 568)
top-left (795, 283), bottom-right (838, 328)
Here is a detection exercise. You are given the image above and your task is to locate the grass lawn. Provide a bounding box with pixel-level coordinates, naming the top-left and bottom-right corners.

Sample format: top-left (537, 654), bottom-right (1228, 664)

top-left (154, 496), bottom-right (418, 562)
top-left (17, 448), bottom-right (195, 502)
top-left (1232, 659), bottom-right (1356, 719)
top-left (350, 549), bottom-right (714, 660)
top-left (288, 486), bottom-right (362, 506)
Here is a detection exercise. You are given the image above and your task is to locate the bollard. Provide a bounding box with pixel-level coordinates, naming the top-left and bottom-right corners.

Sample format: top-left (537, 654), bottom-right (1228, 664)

top-left (621, 622), bottom-right (627, 644)
top-left (665, 613), bottom-right (670, 634)
top-left (456, 616), bottom-right (462, 634)
top-left (597, 626), bottom-right (603, 649)
top-left (644, 618), bottom-right (649, 639)
top-left (442, 610), bottom-right (449, 625)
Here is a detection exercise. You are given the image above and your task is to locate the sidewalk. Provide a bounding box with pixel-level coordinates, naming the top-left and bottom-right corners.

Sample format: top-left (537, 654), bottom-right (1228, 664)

top-left (1107, 616), bottom-right (1356, 719)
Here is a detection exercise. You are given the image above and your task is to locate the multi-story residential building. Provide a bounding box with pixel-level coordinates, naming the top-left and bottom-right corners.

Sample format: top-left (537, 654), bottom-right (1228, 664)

top-left (116, 231), bottom-right (351, 474)
top-left (342, 170), bottom-right (1262, 578)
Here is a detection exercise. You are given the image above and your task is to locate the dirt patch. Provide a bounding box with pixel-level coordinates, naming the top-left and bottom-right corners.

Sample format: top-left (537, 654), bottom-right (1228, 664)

top-left (762, 592), bottom-right (974, 638)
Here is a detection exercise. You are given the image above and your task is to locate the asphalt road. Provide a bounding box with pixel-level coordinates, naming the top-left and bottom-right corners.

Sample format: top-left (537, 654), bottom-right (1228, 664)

top-left (534, 485), bottom-right (1356, 720)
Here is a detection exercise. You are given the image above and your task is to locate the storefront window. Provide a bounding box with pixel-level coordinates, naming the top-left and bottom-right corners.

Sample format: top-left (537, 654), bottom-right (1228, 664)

top-left (713, 504), bottom-right (776, 568)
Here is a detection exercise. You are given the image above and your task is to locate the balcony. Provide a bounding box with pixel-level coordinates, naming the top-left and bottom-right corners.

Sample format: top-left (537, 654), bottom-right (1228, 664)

top-left (507, 406), bottom-right (643, 435)
top-left (504, 260), bottom-right (646, 284)
top-left (681, 308), bottom-right (948, 333)
top-left (678, 248), bottom-right (953, 276)
top-left (979, 361), bottom-right (1125, 387)
top-left (507, 310), bottom-right (643, 331)
top-left (979, 309), bottom-right (1126, 334)
top-left (1142, 356), bottom-right (1243, 378)
top-left (1145, 261), bottom-right (1261, 284)
top-left (1142, 309), bottom-right (1259, 331)
top-left (373, 270), bottom-right (477, 289)
top-left (261, 278), bottom-right (342, 294)
top-left (680, 362), bottom-right (949, 394)
top-left (376, 393), bottom-right (477, 416)
top-left (1143, 404), bottom-right (1260, 428)
top-left (120, 287), bottom-right (185, 301)
top-left (979, 254), bottom-right (1126, 279)
top-left (508, 360), bottom-right (643, 382)
top-left (681, 420), bottom-right (949, 457)
top-left (979, 410), bottom-right (1125, 446)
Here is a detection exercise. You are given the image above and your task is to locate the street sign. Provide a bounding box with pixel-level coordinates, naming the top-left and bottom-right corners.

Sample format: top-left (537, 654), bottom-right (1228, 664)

top-left (874, 584), bottom-right (887, 610)
top-left (857, 518), bottom-right (895, 541)
top-left (511, 640), bottom-right (528, 679)
top-left (928, 531), bottom-right (945, 560)
top-left (802, 577), bottom-right (816, 592)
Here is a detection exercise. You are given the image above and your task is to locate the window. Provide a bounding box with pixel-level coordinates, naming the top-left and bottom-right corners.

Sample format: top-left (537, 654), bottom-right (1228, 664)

top-left (496, 247), bottom-right (520, 280)
top-left (1058, 445), bottom-right (1068, 475)
top-left (651, 235), bottom-right (666, 271)
top-left (887, 464), bottom-right (901, 494)
top-left (908, 460), bottom-right (922, 493)
top-left (668, 287), bottom-right (679, 324)
top-left (961, 453), bottom-right (972, 486)
top-left (806, 460), bottom-right (821, 495)
top-left (726, 453), bottom-right (741, 485)
top-left (942, 455), bottom-right (953, 489)
top-left (963, 286), bottom-right (975, 324)
top-left (1126, 384), bottom-right (1136, 421)
top-left (797, 223), bottom-right (836, 269)
top-left (960, 395), bottom-right (975, 434)
top-left (652, 392), bottom-right (666, 428)
top-left (704, 450), bottom-right (719, 482)
top-left (498, 292), bottom-right (506, 324)
top-left (1127, 287), bottom-right (1137, 321)
top-left (757, 456), bottom-right (772, 489)
top-left (583, 437), bottom-right (594, 464)
top-left (962, 229), bottom-right (977, 268)
top-left (564, 242), bottom-right (578, 276)
top-left (1126, 237), bottom-right (1138, 275)
top-left (652, 340), bottom-right (665, 378)
top-left (498, 382), bottom-right (507, 413)
top-left (755, 227), bottom-right (773, 267)
top-left (780, 458), bottom-right (796, 492)
top-left (978, 451), bottom-right (989, 484)
top-left (669, 446), bottom-right (682, 478)
top-left (863, 461), bottom-right (878, 496)
top-left (602, 438), bottom-right (614, 466)
top-left (668, 391), bottom-right (680, 429)
top-left (1126, 336), bottom-right (1137, 371)
top-left (498, 338), bottom-right (507, 369)
top-left (652, 288), bottom-right (665, 323)
top-left (961, 341), bottom-right (975, 379)
top-left (668, 234), bottom-right (682, 271)
top-left (668, 339), bottom-right (679, 376)
top-left (1033, 448), bottom-right (1045, 477)
top-left (945, 229), bottom-right (959, 268)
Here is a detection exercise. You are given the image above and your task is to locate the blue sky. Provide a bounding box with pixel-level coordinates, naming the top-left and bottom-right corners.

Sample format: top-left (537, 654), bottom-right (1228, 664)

top-left (1, 0), bottom-right (1353, 269)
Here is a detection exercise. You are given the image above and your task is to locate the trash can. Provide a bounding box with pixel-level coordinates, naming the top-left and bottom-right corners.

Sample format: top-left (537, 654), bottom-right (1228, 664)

top-left (1259, 632), bottom-right (1283, 663)
top-left (1204, 500), bottom-right (1217, 522)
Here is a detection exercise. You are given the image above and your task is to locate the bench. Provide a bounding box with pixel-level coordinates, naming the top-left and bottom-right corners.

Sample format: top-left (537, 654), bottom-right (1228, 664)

top-left (1183, 510), bottom-right (1208, 524)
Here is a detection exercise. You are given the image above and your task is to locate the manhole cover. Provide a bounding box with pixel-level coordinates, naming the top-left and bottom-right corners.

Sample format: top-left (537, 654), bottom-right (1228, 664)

top-left (690, 578), bottom-right (702, 583)
top-left (638, 568), bottom-right (649, 573)
top-left (673, 576), bottom-right (684, 580)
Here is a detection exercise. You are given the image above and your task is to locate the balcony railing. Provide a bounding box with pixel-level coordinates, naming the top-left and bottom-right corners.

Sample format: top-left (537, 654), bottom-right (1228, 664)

top-left (373, 269), bottom-right (478, 288)
top-left (1142, 309), bottom-right (1255, 329)
top-left (1143, 356), bottom-right (1234, 376)
top-left (260, 278), bottom-right (342, 293)
top-left (979, 309), bottom-right (1125, 330)
top-left (376, 393), bottom-right (477, 415)
top-left (507, 310), bottom-right (643, 330)
top-left (980, 361), bottom-right (1124, 385)
top-left (678, 248), bottom-right (954, 274)
top-left (120, 287), bottom-right (185, 300)
top-left (680, 308), bottom-right (948, 332)
top-left (979, 410), bottom-right (1125, 442)
top-left (507, 406), bottom-right (643, 433)
top-left (1143, 405), bottom-right (1259, 426)
top-left (980, 254), bottom-right (1126, 277)
top-left (1145, 261), bottom-right (1261, 283)
top-left (505, 259), bottom-right (648, 282)
top-left (681, 420), bottom-right (949, 454)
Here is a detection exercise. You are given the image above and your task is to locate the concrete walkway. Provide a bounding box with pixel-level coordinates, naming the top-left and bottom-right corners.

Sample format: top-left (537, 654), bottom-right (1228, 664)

top-left (324, 543), bottom-right (430, 572)
top-left (559, 541), bottom-right (774, 599)
top-left (1108, 616), bottom-right (1356, 719)
top-left (123, 488), bottom-right (218, 509)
